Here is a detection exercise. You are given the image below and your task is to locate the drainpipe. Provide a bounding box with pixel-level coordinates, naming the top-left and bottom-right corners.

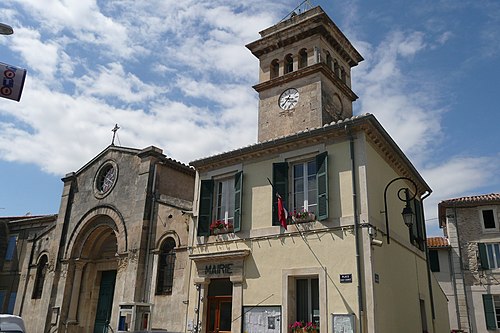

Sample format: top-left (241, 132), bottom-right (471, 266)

top-left (346, 125), bottom-right (364, 333)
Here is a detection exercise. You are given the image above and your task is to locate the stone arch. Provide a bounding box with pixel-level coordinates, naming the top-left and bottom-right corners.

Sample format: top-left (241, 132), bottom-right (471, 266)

top-left (65, 205), bottom-right (127, 259)
top-left (154, 231), bottom-right (181, 251)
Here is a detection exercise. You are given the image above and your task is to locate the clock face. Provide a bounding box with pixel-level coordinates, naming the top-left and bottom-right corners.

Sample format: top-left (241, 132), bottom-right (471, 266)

top-left (279, 88), bottom-right (299, 110)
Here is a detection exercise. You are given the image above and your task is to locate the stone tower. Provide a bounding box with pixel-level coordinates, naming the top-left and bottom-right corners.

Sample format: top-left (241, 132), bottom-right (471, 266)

top-left (246, 6), bottom-right (364, 142)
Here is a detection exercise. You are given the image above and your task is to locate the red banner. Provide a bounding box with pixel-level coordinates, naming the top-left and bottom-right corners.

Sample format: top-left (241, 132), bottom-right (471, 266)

top-left (0, 62), bottom-right (27, 102)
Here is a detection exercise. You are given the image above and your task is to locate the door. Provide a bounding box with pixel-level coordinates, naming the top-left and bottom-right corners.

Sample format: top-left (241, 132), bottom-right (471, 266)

top-left (94, 270), bottom-right (117, 333)
top-left (207, 296), bottom-right (232, 333)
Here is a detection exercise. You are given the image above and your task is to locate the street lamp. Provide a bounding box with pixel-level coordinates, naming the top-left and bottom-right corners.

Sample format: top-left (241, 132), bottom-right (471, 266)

top-left (383, 177), bottom-right (417, 244)
top-left (0, 23), bottom-right (14, 35)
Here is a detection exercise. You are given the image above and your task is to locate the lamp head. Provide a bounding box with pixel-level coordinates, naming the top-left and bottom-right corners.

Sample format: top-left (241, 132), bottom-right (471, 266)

top-left (402, 205), bottom-right (414, 228)
top-left (0, 23), bottom-right (13, 35)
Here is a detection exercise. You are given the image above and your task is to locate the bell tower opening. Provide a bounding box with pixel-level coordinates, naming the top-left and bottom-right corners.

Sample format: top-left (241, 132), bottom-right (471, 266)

top-left (246, 6), bottom-right (364, 142)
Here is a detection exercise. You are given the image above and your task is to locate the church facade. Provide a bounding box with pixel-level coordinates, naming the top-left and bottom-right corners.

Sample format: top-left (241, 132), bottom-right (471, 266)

top-left (12, 145), bottom-right (195, 333)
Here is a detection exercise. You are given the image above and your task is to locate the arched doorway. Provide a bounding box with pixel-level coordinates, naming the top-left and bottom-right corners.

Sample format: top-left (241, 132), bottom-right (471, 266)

top-left (68, 215), bottom-right (119, 333)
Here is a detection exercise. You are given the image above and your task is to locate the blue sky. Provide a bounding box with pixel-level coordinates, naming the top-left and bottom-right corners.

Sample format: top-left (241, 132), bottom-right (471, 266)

top-left (1, 0), bottom-right (499, 236)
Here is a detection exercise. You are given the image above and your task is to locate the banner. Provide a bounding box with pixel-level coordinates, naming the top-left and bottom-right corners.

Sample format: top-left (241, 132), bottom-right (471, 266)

top-left (1, 62), bottom-right (27, 102)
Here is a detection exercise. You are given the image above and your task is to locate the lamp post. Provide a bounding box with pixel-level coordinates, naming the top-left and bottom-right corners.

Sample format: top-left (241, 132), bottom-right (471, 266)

top-left (383, 176), bottom-right (417, 244)
top-left (0, 23), bottom-right (14, 35)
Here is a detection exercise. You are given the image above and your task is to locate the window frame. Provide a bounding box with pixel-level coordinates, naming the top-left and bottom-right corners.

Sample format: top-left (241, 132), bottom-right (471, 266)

top-left (32, 254), bottom-right (48, 299)
top-left (197, 171), bottom-right (243, 236)
top-left (296, 277), bottom-right (319, 325)
top-left (272, 152), bottom-right (328, 226)
top-left (155, 237), bottom-right (176, 295)
top-left (480, 207), bottom-right (498, 232)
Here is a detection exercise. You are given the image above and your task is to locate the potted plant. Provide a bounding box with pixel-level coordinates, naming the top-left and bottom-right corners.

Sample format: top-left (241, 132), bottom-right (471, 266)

top-left (209, 220), bottom-right (234, 234)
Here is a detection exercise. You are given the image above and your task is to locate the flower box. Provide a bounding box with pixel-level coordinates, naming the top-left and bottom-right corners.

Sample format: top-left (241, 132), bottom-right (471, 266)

top-left (291, 212), bottom-right (316, 223)
top-left (210, 220), bottom-right (234, 235)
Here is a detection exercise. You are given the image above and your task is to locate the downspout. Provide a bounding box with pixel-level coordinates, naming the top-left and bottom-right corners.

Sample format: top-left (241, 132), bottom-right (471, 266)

top-left (419, 191), bottom-right (436, 331)
top-left (143, 161), bottom-right (159, 304)
top-left (346, 125), bottom-right (364, 333)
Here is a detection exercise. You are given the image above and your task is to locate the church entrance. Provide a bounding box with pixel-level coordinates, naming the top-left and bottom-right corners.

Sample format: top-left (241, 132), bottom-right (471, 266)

top-left (93, 270), bottom-right (117, 333)
top-left (207, 279), bottom-right (232, 333)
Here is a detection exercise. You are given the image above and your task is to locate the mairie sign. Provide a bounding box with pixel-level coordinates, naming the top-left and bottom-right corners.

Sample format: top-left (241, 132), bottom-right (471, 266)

top-left (204, 263), bottom-right (233, 276)
top-left (1, 62), bottom-right (27, 102)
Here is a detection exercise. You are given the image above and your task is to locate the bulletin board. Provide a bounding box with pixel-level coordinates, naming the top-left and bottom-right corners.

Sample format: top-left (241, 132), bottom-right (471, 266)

top-left (332, 313), bottom-right (355, 333)
top-left (243, 306), bottom-right (281, 333)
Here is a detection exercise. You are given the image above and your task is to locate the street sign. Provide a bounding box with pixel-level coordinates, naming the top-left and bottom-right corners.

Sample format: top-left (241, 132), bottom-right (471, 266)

top-left (1, 62), bottom-right (27, 102)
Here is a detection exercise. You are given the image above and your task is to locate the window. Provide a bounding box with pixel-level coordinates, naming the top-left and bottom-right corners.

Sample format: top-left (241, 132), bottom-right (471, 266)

top-left (325, 52), bottom-right (332, 69)
top-left (333, 60), bottom-right (340, 77)
top-left (32, 254), bottom-right (48, 299)
top-left (296, 278), bottom-right (319, 325)
top-left (272, 152), bottom-right (328, 226)
top-left (341, 67), bottom-right (347, 82)
top-left (198, 171), bottom-right (243, 236)
top-left (285, 54), bottom-right (294, 74)
top-left (156, 238), bottom-right (176, 295)
top-left (293, 160), bottom-right (318, 214)
top-left (481, 209), bottom-right (497, 230)
top-left (299, 49), bottom-right (308, 69)
top-left (483, 294), bottom-right (500, 329)
top-left (428, 250), bottom-right (440, 272)
top-left (270, 59), bottom-right (279, 79)
top-left (5, 235), bottom-right (17, 261)
top-left (478, 243), bottom-right (500, 270)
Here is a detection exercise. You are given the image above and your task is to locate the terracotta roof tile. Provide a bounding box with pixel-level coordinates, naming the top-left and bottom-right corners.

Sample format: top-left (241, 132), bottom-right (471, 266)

top-left (427, 237), bottom-right (449, 248)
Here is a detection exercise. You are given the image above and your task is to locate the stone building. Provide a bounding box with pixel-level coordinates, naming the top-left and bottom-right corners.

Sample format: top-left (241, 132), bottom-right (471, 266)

top-left (438, 193), bottom-right (500, 332)
top-left (0, 215), bottom-right (57, 314)
top-left (12, 145), bottom-right (195, 333)
top-left (185, 7), bottom-right (449, 333)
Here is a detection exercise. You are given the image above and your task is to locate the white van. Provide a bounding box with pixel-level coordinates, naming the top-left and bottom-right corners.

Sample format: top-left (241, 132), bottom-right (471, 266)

top-left (0, 315), bottom-right (26, 333)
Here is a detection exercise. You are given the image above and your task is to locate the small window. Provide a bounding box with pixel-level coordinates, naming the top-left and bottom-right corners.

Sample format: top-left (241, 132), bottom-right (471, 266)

top-left (285, 54), bottom-right (294, 74)
top-left (299, 49), bottom-right (308, 69)
top-left (486, 243), bottom-right (500, 269)
top-left (270, 59), bottom-right (279, 79)
top-left (156, 238), bottom-right (176, 295)
top-left (325, 52), bottom-right (332, 69)
top-left (5, 235), bottom-right (17, 261)
top-left (428, 250), bottom-right (440, 272)
top-left (32, 254), bottom-right (48, 299)
top-left (341, 67), bottom-right (347, 82)
top-left (334, 60), bottom-right (340, 77)
top-left (482, 209), bottom-right (496, 229)
top-left (296, 277), bottom-right (319, 325)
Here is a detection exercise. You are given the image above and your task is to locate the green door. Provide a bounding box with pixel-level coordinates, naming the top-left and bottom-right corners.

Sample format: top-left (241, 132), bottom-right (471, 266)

top-left (94, 270), bottom-right (117, 333)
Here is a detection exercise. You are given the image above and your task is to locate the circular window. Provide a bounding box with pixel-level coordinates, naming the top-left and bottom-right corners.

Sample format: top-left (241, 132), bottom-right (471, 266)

top-left (94, 161), bottom-right (118, 198)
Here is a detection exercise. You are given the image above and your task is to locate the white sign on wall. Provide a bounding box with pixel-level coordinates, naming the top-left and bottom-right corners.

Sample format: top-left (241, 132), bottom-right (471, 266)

top-left (243, 306), bottom-right (281, 333)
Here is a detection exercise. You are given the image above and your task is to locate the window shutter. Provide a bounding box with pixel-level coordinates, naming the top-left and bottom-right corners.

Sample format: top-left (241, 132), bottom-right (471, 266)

top-left (316, 152), bottom-right (329, 221)
top-left (414, 199), bottom-right (425, 250)
top-left (233, 171), bottom-right (243, 232)
top-left (198, 179), bottom-right (214, 236)
top-left (483, 294), bottom-right (497, 329)
top-left (478, 243), bottom-right (489, 270)
top-left (273, 163), bottom-right (289, 226)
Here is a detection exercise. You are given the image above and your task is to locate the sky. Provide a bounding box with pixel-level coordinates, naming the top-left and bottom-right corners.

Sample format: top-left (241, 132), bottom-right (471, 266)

top-left (1, 0), bottom-right (499, 236)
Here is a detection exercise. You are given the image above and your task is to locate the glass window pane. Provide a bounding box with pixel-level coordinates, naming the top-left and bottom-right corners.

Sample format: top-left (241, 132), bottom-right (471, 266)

top-left (495, 244), bottom-right (500, 268)
top-left (294, 164), bottom-right (303, 178)
top-left (5, 235), bottom-right (17, 260)
top-left (296, 279), bottom-right (309, 323)
top-left (488, 245), bottom-right (496, 268)
top-left (311, 278), bottom-right (319, 325)
top-left (219, 301), bottom-right (232, 331)
top-left (307, 161), bottom-right (316, 176)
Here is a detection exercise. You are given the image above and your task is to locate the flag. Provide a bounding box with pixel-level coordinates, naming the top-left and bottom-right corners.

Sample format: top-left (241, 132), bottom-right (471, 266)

top-left (277, 194), bottom-right (288, 230)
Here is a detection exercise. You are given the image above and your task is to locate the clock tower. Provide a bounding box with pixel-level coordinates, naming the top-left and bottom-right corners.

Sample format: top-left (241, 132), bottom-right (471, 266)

top-left (246, 6), bottom-right (364, 142)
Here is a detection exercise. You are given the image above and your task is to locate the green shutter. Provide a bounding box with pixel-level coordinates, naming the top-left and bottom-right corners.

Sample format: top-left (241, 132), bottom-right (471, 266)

top-left (197, 179), bottom-right (213, 236)
top-left (479, 243), bottom-right (490, 270)
top-left (316, 152), bottom-right (328, 221)
top-left (414, 199), bottom-right (425, 250)
top-left (233, 171), bottom-right (243, 232)
top-left (483, 294), bottom-right (497, 329)
top-left (273, 162), bottom-right (288, 226)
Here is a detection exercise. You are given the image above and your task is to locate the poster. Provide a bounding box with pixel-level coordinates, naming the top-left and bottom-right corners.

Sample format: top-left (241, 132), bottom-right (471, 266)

top-left (332, 313), bottom-right (355, 333)
top-left (243, 306), bottom-right (281, 333)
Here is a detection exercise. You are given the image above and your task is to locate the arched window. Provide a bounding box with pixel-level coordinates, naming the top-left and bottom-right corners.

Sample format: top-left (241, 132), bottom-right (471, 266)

top-left (156, 238), bottom-right (176, 295)
top-left (270, 59), bottom-right (279, 79)
top-left (325, 52), bottom-right (332, 69)
top-left (32, 254), bottom-right (48, 299)
top-left (334, 60), bottom-right (340, 77)
top-left (285, 54), bottom-right (294, 74)
top-left (299, 49), bottom-right (308, 69)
